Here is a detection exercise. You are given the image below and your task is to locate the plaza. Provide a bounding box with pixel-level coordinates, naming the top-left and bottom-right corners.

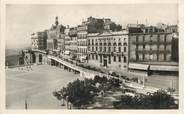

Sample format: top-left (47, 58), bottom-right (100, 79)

top-left (6, 64), bottom-right (81, 109)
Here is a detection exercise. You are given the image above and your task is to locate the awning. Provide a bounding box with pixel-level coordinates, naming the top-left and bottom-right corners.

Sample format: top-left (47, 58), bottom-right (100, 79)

top-left (150, 65), bottom-right (178, 71)
top-left (129, 63), bottom-right (149, 70)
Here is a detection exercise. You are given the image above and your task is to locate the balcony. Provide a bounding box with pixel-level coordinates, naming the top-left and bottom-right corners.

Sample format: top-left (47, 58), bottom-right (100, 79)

top-left (136, 49), bottom-right (170, 54)
top-left (97, 51), bottom-right (111, 55)
top-left (132, 41), bottom-right (172, 45)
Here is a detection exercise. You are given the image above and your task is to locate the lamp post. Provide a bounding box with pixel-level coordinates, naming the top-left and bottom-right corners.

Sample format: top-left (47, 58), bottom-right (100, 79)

top-left (25, 96), bottom-right (28, 110)
top-left (66, 96), bottom-right (69, 109)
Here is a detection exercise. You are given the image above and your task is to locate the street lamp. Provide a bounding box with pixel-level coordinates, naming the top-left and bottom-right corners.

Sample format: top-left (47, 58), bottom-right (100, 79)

top-left (66, 96), bottom-right (69, 109)
top-left (25, 95), bottom-right (28, 109)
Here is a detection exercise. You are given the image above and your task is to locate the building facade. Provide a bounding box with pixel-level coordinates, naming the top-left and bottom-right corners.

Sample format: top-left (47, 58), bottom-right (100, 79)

top-left (47, 17), bottom-right (65, 53)
top-left (64, 26), bottom-right (70, 52)
top-left (31, 31), bottom-right (47, 50)
top-left (128, 32), bottom-right (178, 74)
top-left (87, 30), bottom-right (129, 70)
top-left (77, 24), bottom-right (88, 61)
top-left (129, 33), bottom-right (177, 62)
top-left (68, 27), bottom-right (78, 58)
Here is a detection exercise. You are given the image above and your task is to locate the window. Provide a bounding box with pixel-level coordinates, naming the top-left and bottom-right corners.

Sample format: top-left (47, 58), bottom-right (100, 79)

top-left (92, 47), bottom-right (94, 51)
top-left (96, 54), bottom-right (98, 60)
top-left (114, 56), bottom-right (116, 62)
top-left (124, 47), bottom-right (126, 52)
top-left (108, 47), bottom-right (111, 52)
top-left (124, 56), bottom-right (127, 63)
top-left (88, 54), bottom-right (91, 59)
top-left (109, 56), bottom-right (111, 64)
top-left (88, 39), bottom-right (90, 45)
top-left (119, 56), bottom-right (121, 62)
top-left (143, 44), bottom-right (145, 49)
top-left (92, 54), bottom-right (94, 60)
top-left (96, 47), bottom-right (98, 51)
top-left (119, 47), bottom-right (121, 52)
top-left (123, 42), bottom-right (127, 46)
top-left (104, 47), bottom-right (106, 52)
top-left (114, 47), bottom-right (116, 52)
top-left (100, 55), bottom-right (102, 63)
top-left (100, 47), bottom-right (102, 52)
top-left (92, 39), bottom-right (94, 45)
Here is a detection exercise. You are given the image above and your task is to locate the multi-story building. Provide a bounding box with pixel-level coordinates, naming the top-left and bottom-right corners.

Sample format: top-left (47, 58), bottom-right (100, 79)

top-left (47, 17), bottom-right (65, 53)
top-left (77, 24), bottom-right (88, 62)
top-left (76, 16), bottom-right (123, 62)
top-left (129, 33), bottom-right (174, 62)
top-left (64, 25), bottom-right (70, 52)
top-left (104, 18), bottom-right (122, 32)
top-left (64, 26), bottom-right (78, 59)
top-left (31, 30), bottom-right (47, 50)
top-left (87, 30), bottom-right (129, 70)
top-left (68, 27), bottom-right (78, 59)
top-left (128, 32), bottom-right (178, 74)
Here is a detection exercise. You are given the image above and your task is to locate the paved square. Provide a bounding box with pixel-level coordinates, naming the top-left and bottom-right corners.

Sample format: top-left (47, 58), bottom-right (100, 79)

top-left (6, 65), bottom-right (80, 109)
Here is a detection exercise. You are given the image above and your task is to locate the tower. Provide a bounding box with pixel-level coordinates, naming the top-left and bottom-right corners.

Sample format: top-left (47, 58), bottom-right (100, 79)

top-left (55, 16), bottom-right (59, 26)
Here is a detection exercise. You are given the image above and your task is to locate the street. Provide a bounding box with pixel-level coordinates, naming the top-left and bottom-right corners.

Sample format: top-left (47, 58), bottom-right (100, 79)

top-left (6, 64), bottom-right (80, 109)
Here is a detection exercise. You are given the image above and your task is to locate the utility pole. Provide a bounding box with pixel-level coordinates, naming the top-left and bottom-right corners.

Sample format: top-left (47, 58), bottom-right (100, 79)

top-left (25, 96), bottom-right (28, 110)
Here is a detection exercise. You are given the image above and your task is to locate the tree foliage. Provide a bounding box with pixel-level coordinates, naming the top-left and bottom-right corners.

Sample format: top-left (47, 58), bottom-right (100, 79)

top-left (54, 79), bottom-right (99, 108)
top-left (113, 90), bottom-right (178, 109)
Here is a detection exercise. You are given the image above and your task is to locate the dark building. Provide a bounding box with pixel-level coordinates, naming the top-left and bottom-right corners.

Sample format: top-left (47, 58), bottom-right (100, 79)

top-left (31, 30), bottom-right (47, 50)
top-left (47, 17), bottom-right (65, 52)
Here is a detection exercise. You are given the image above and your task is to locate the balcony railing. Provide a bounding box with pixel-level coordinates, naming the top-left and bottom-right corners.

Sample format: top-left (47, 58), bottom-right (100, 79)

top-left (132, 41), bottom-right (172, 45)
top-left (136, 49), bottom-right (171, 54)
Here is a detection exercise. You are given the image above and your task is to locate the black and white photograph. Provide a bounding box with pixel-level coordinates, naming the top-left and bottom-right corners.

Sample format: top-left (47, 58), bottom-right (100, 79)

top-left (1, 0), bottom-right (183, 112)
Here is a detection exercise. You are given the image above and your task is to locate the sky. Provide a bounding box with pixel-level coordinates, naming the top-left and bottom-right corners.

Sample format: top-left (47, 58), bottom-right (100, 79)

top-left (6, 4), bottom-right (178, 49)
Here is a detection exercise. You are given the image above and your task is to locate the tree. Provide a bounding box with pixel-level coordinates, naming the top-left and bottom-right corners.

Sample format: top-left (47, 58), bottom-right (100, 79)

top-left (53, 79), bottom-right (99, 108)
top-left (113, 90), bottom-right (178, 109)
top-left (113, 95), bottom-right (135, 109)
top-left (143, 90), bottom-right (177, 109)
top-left (94, 75), bottom-right (108, 84)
